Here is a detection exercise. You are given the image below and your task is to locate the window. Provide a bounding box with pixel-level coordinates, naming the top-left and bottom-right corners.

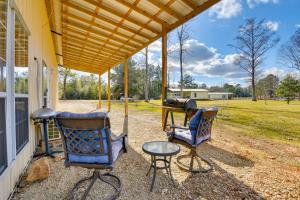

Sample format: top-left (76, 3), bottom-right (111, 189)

top-left (14, 12), bottom-right (29, 153)
top-left (194, 93), bottom-right (197, 98)
top-left (42, 61), bottom-right (48, 107)
top-left (0, 0), bottom-right (7, 175)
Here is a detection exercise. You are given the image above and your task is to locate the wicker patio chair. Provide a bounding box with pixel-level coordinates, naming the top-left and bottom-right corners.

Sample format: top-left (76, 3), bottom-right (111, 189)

top-left (55, 112), bottom-right (127, 200)
top-left (168, 108), bottom-right (218, 173)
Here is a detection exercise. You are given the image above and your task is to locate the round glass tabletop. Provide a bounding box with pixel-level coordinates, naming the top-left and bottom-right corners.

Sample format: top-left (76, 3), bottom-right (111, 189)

top-left (142, 141), bottom-right (180, 156)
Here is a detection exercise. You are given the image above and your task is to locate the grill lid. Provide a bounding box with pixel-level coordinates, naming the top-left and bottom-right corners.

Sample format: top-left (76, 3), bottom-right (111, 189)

top-left (163, 98), bottom-right (197, 111)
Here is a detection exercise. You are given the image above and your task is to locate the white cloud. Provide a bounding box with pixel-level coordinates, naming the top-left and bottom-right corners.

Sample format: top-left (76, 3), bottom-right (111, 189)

top-left (167, 39), bottom-right (246, 79)
top-left (148, 40), bottom-right (161, 52)
top-left (247, 0), bottom-right (279, 8)
top-left (264, 21), bottom-right (279, 31)
top-left (296, 24), bottom-right (300, 28)
top-left (209, 0), bottom-right (242, 19)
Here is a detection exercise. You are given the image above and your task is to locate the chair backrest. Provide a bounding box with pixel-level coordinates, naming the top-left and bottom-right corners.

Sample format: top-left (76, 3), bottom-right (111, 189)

top-left (54, 112), bottom-right (114, 166)
top-left (194, 108), bottom-right (218, 142)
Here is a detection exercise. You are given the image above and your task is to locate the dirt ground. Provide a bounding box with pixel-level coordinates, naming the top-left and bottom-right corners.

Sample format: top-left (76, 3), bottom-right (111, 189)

top-left (12, 100), bottom-right (300, 200)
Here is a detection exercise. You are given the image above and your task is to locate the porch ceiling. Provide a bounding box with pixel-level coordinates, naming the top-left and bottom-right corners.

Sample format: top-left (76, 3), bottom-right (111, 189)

top-left (46, 0), bottom-right (220, 74)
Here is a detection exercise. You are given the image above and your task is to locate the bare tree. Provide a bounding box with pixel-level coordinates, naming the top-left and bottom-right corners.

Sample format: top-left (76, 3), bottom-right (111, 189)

top-left (176, 24), bottom-right (190, 97)
top-left (230, 18), bottom-right (279, 101)
top-left (279, 28), bottom-right (300, 71)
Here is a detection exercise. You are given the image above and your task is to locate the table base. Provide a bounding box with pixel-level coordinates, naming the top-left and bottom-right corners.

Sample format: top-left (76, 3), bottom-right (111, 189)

top-left (146, 155), bottom-right (175, 192)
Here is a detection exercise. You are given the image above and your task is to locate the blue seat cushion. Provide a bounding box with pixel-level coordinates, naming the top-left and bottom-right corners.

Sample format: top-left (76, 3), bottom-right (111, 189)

top-left (173, 129), bottom-right (210, 147)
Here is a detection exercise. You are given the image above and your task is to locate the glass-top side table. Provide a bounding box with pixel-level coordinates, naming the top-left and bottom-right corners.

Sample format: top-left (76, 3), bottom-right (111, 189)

top-left (142, 141), bottom-right (180, 192)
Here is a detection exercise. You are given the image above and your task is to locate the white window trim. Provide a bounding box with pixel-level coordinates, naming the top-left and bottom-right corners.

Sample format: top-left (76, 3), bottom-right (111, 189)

top-left (5, 0), bottom-right (30, 165)
top-left (6, 0), bottom-right (16, 164)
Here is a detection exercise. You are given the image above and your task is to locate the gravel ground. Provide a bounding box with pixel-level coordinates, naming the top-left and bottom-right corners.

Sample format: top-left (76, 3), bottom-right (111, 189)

top-left (12, 100), bottom-right (300, 200)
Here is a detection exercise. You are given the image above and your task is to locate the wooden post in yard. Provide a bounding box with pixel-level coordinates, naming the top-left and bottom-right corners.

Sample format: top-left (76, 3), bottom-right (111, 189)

top-left (124, 58), bottom-right (129, 117)
top-left (107, 67), bottom-right (111, 112)
top-left (161, 26), bottom-right (167, 128)
top-left (97, 73), bottom-right (101, 109)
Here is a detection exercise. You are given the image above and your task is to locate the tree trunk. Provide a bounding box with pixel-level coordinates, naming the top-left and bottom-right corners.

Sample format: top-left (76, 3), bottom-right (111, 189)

top-left (251, 70), bottom-right (257, 101)
top-left (63, 75), bottom-right (67, 100)
top-left (144, 47), bottom-right (149, 101)
top-left (179, 43), bottom-right (183, 98)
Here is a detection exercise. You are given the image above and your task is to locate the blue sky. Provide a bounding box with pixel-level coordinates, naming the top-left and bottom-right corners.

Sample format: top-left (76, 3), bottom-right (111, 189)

top-left (133, 0), bottom-right (300, 87)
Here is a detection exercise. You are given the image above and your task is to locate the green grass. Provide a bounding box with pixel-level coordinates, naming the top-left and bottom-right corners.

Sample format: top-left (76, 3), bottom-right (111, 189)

top-left (113, 99), bottom-right (300, 148)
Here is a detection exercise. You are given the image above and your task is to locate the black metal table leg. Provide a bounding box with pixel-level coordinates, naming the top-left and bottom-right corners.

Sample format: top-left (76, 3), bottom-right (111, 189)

top-left (147, 155), bottom-right (176, 192)
top-left (150, 156), bottom-right (157, 192)
top-left (168, 156), bottom-right (175, 186)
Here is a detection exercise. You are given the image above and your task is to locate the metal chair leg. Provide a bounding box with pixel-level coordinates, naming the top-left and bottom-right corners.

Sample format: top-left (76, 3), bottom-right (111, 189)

top-left (70, 170), bottom-right (122, 200)
top-left (176, 149), bottom-right (213, 173)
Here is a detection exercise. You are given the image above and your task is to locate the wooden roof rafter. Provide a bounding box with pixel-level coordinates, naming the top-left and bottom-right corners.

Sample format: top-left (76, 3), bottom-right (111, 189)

top-left (86, 0), bottom-right (141, 68)
top-left (83, 0), bottom-right (160, 35)
top-left (62, 0), bottom-right (152, 40)
top-left (47, 0), bottom-right (221, 74)
top-left (62, 26), bottom-right (133, 54)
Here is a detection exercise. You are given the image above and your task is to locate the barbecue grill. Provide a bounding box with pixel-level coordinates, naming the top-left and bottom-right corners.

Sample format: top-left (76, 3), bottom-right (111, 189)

top-left (163, 98), bottom-right (198, 131)
top-left (163, 98), bottom-right (197, 111)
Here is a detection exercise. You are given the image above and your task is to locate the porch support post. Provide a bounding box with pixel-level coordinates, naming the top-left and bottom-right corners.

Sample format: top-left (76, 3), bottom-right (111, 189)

top-left (124, 58), bottom-right (129, 117)
top-left (161, 26), bottom-right (168, 127)
top-left (107, 67), bottom-right (111, 112)
top-left (97, 73), bottom-right (101, 109)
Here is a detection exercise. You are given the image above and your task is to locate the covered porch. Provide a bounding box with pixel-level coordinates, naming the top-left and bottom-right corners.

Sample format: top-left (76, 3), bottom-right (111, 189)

top-left (2, 0), bottom-right (300, 199)
top-left (12, 100), bottom-right (300, 199)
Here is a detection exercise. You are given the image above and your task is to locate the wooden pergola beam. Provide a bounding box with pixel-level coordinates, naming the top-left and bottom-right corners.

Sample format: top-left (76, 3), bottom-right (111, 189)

top-left (97, 74), bottom-right (101, 109)
top-left (63, 60), bottom-right (111, 72)
top-left (84, 0), bottom-right (160, 35)
top-left (63, 63), bottom-right (105, 74)
top-left (124, 58), bottom-right (129, 117)
top-left (63, 18), bottom-right (140, 50)
top-left (63, 27), bottom-right (132, 54)
top-left (63, 52), bottom-right (115, 66)
top-left (63, 12), bottom-right (146, 45)
top-left (63, 39), bottom-right (125, 60)
top-left (62, 45), bottom-right (121, 63)
top-left (62, 0), bottom-right (152, 40)
top-left (115, 0), bottom-right (165, 25)
top-left (161, 26), bottom-right (167, 127)
top-left (181, 0), bottom-right (198, 8)
top-left (166, 0), bottom-right (221, 32)
top-left (63, 33), bottom-right (129, 55)
top-left (148, 0), bottom-right (181, 20)
top-left (107, 67), bottom-right (111, 112)
top-left (62, 38), bottom-right (125, 59)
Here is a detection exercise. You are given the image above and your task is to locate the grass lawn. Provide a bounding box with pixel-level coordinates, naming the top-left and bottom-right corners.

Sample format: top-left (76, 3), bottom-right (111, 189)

top-left (113, 99), bottom-right (300, 148)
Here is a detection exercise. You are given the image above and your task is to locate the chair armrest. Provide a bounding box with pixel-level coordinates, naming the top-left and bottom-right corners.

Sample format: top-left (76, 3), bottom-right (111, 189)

top-left (170, 125), bottom-right (189, 130)
top-left (111, 133), bottom-right (127, 142)
top-left (111, 133), bottom-right (127, 153)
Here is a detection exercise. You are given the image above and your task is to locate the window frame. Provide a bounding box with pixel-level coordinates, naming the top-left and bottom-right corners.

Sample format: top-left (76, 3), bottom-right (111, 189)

top-left (4, 0), bottom-right (31, 165)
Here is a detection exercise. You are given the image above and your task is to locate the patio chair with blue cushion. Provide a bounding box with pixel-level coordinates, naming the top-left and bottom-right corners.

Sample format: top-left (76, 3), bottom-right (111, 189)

top-left (168, 108), bottom-right (218, 173)
top-left (55, 112), bottom-right (127, 200)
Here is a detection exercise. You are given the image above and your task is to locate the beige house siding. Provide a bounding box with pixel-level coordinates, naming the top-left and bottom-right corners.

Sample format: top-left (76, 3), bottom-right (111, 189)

top-left (0, 1), bottom-right (58, 200)
top-left (167, 90), bottom-right (209, 100)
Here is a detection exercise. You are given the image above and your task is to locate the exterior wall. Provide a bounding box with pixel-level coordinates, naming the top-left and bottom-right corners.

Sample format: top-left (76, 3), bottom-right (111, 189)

top-left (209, 93), bottom-right (229, 100)
top-left (191, 92), bottom-right (208, 100)
top-left (168, 91), bottom-right (208, 100)
top-left (0, 1), bottom-right (58, 200)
